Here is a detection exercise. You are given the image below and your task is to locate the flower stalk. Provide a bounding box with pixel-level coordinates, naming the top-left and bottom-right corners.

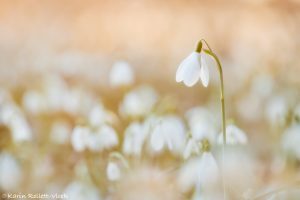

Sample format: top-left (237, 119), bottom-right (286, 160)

top-left (197, 39), bottom-right (227, 199)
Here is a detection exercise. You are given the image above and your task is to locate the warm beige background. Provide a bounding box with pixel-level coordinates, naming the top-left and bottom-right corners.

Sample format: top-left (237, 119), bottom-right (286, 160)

top-left (0, 0), bottom-right (299, 85)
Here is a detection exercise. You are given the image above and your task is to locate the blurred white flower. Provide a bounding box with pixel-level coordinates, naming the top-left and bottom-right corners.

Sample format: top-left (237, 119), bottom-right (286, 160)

top-left (149, 115), bottom-right (186, 155)
top-left (1, 103), bottom-right (33, 142)
top-left (119, 85), bottom-right (158, 118)
top-left (176, 52), bottom-right (209, 87)
top-left (281, 124), bottom-right (300, 159)
top-left (71, 126), bottom-right (90, 152)
top-left (71, 125), bottom-right (118, 152)
top-left (185, 107), bottom-right (218, 143)
top-left (183, 138), bottom-right (200, 160)
top-left (64, 181), bottom-right (101, 200)
top-left (87, 125), bottom-right (119, 152)
top-left (123, 122), bottom-right (147, 156)
top-left (50, 120), bottom-right (71, 145)
top-left (110, 61), bottom-right (135, 87)
top-left (0, 152), bottom-right (23, 191)
top-left (106, 161), bottom-right (121, 181)
top-left (265, 96), bottom-right (288, 127)
top-left (217, 124), bottom-right (248, 145)
top-left (88, 104), bottom-right (116, 127)
top-left (178, 152), bottom-right (219, 192)
top-left (22, 90), bottom-right (46, 114)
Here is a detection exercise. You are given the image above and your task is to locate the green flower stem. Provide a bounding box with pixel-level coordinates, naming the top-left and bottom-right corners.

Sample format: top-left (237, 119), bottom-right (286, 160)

top-left (203, 49), bottom-right (227, 145)
top-left (198, 39), bottom-right (227, 199)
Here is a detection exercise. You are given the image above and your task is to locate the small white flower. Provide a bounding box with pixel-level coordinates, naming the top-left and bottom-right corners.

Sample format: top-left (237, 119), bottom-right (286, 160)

top-left (185, 107), bottom-right (218, 143)
top-left (0, 152), bottom-right (23, 191)
top-left (176, 52), bottom-right (209, 87)
top-left (119, 85), bottom-right (158, 118)
top-left (106, 162), bottom-right (121, 181)
top-left (87, 125), bottom-right (119, 152)
top-left (50, 120), bottom-right (71, 145)
top-left (265, 96), bottom-right (288, 127)
top-left (218, 124), bottom-right (248, 145)
top-left (71, 126), bottom-right (90, 152)
top-left (110, 61), bottom-right (135, 87)
top-left (183, 138), bottom-right (200, 160)
top-left (64, 181), bottom-right (101, 200)
top-left (22, 90), bottom-right (46, 114)
top-left (149, 115), bottom-right (186, 155)
top-left (88, 104), bottom-right (116, 127)
top-left (8, 115), bottom-right (33, 143)
top-left (178, 152), bottom-right (219, 192)
top-left (123, 122), bottom-right (147, 156)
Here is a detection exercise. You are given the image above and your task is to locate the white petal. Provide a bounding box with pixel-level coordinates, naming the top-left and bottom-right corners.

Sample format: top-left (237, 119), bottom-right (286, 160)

top-left (176, 52), bottom-right (201, 87)
top-left (110, 61), bottom-right (135, 87)
top-left (106, 162), bottom-right (121, 181)
top-left (150, 127), bottom-right (164, 152)
top-left (200, 53), bottom-right (209, 87)
top-left (198, 152), bottom-right (219, 186)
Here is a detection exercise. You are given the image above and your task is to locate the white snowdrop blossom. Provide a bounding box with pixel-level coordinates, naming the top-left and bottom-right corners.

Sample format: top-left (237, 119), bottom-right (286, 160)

top-left (119, 85), bottom-right (158, 118)
top-left (218, 124), bottom-right (248, 145)
top-left (87, 125), bottom-right (119, 152)
top-left (123, 122), bottom-right (147, 156)
top-left (185, 107), bottom-right (218, 143)
top-left (22, 90), bottom-right (46, 114)
top-left (281, 124), bottom-right (300, 159)
top-left (178, 152), bottom-right (219, 192)
top-left (149, 115), bottom-right (186, 155)
top-left (265, 96), bottom-right (288, 127)
top-left (183, 138), bottom-right (201, 160)
top-left (176, 51), bottom-right (209, 87)
top-left (0, 152), bottom-right (23, 191)
top-left (106, 161), bottom-right (121, 181)
top-left (64, 181), bottom-right (101, 200)
top-left (110, 61), bottom-right (135, 87)
top-left (71, 125), bottom-right (118, 152)
top-left (71, 126), bottom-right (91, 152)
top-left (0, 103), bottom-right (33, 142)
top-left (50, 120), bottom-right (71, 145)
top-left (88, 104), bottom-right (116, 127)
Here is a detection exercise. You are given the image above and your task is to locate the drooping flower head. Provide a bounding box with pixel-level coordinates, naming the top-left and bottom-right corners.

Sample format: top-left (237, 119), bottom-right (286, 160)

top-left (176, 41), bottom-right (209, 87)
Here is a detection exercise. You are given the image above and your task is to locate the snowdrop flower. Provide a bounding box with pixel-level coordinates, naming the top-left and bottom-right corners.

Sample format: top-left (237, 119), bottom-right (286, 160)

top-left (265, 96), bottom-right (289, 127)
top-left (176, 42), bottom-right (209, 87)
top-left (71, 125), bottom-right (118, 152)
top-left (281, 124), bottom-right (300, 159)
top-left (110, 61), bottom-right (135, 87)
top-left (88, 104), bottom-right (116, 127)
top-left (178, 152), bottom-right (219, 192)
top-left (183, 138), bottom-right (201, 160)
top-left (0, 152), bottom-right (23, 191)
top-left (9, 116), bottom-right (33, 142)
top-left (64, 181), bottom-right (101, 200)
top-left (0, 103), bottom-right (32, 142)
top-left (217, 124), bottom-right (248, 145)
top-left (71, 126), bottom-right (90, 152)
top-left (22, 90), bottom-right (46, 114)
top-left (185, 107), bottom-right (218, 143)
top-left (123, 122), bottom-right (147, 156)
top-left (119, 85), bottom-right (158, 118)
top-left (50, 120), bottom-right (71, 145)
top-left (106, 161), bottom-right (121, 181)
top-left (149, 115), bottom-right (186, 155)
top-left (87, 125), bottom-right (119, 152)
